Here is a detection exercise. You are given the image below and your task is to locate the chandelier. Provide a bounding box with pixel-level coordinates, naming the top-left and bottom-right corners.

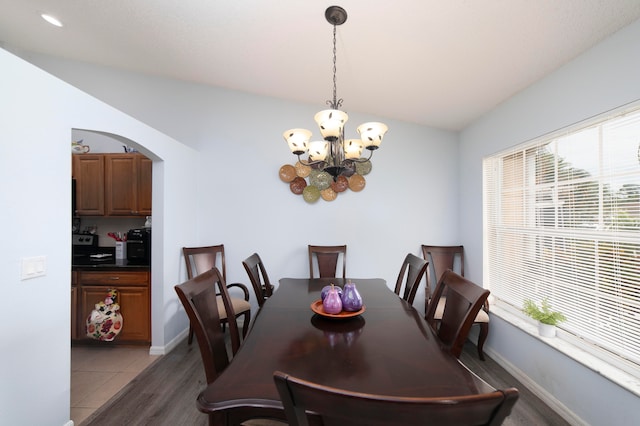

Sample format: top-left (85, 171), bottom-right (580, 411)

top-left (280, 6), bottom-right (388, 203)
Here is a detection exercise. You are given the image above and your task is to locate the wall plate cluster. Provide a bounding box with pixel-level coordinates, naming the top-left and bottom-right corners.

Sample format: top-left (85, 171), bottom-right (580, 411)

top-left (21, 256), bottom-right (47, 280)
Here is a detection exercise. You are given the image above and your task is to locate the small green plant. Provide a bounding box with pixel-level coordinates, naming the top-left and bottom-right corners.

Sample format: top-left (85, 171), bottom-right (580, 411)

top-left (522, 298), bottom-right (566, 326)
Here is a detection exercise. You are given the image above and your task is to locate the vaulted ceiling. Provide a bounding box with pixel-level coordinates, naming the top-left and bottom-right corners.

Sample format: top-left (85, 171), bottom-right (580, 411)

top-left (2, 1), bottom-right (639, 131)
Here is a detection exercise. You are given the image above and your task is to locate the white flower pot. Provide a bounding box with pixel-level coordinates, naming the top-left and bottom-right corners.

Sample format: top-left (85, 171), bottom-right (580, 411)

top-left (538, 322), bottom-right (556, 337)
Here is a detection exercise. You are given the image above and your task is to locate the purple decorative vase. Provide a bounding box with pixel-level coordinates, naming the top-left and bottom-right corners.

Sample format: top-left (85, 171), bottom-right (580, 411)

top-left (341, 281), bottom-right (363, 311)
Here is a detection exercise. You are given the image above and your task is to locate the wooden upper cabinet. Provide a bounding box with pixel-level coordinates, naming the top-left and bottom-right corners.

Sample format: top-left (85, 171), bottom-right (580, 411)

top-left (137, 156), bottom-right (153, 215)
top-left (72, 154), bottom-right (105, 215)
top-left (105, 154), bottom-right (152, 216)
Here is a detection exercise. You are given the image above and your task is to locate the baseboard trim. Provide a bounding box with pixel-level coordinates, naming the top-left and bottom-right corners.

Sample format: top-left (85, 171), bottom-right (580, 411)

top-left (484, 346), bottom-right (586, 426)
top-left (149, 328), bottom-right (188, 355)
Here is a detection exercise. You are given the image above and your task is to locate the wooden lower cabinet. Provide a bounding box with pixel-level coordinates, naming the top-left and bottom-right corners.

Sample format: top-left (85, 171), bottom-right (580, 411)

top-left (75, 269), bottom-right (150, 344)
top-left (71, 285), bottom-right (78, 340)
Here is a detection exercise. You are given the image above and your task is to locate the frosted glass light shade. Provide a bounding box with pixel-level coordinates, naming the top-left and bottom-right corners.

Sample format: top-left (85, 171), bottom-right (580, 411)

top-left (344, 139), bottom-right (364, 159)
top-left (314, 109), bottom-right (348, 140)
top-left (357, 122), bottom-right (388, 149)
top-left (308, 140), bottom-right (329, 161)
top-left (284, 129), bottom-right (312, 155)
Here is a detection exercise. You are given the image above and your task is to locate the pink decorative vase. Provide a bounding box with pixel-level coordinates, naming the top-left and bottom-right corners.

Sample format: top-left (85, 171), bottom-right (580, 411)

top-left (323, 285), bottom-right (343, 314)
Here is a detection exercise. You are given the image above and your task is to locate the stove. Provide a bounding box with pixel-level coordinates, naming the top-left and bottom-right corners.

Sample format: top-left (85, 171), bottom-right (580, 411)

top-left (72, 234), bottom-right (114, 262)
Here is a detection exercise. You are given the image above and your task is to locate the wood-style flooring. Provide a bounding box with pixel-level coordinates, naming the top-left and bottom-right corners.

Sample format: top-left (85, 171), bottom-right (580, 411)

top-left (82, 339), bottom-right (571, 426)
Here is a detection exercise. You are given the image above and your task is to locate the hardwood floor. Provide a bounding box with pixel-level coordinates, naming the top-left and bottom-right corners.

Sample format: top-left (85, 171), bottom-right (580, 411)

top-left (82, 339), bottom-right (570, 426)
top-left (459, 344), bottom-right (570, 426)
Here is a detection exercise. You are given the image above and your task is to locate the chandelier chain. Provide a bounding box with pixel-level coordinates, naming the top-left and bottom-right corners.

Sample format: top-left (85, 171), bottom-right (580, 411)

top-left (328, 23), bottom-right (343, 110)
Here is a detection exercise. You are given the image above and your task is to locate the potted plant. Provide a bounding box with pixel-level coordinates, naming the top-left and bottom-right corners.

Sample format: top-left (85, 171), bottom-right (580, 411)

top-left (522, 298), bottom-right (566, 337)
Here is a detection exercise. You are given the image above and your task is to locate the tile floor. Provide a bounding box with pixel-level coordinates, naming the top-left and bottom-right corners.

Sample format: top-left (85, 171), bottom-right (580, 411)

top-left (71, 345), bottom-right (159, 425)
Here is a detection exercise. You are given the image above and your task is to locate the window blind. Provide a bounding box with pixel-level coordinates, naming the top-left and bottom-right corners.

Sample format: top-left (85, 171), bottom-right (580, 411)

top-left (483, 105), bottom-right (640, 371)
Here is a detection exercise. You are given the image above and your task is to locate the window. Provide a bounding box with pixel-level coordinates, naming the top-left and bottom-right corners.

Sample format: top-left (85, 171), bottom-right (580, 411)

top-left (483, 104), bottom-right (640, 374)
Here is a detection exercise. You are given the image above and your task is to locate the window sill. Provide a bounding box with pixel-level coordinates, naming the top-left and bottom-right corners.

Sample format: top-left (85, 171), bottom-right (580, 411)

top-left (491, 304), bottom-right (640, 398)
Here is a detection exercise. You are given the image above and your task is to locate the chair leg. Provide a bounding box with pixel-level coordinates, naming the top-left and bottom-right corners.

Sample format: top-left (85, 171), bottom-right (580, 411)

top-left (241, 311), bottom-right (251, 338)
top-left (188, 324), bottom-right (194, 345)
top-left (477, 322), bottom-right (489, 361)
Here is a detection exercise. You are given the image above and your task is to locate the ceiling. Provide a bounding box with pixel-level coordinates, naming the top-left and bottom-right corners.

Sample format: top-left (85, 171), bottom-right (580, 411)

top-left (1, 1), bottom-right (640, 131)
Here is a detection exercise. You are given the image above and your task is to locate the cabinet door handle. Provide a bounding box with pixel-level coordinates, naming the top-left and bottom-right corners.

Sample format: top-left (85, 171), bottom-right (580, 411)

top-left (109, 276), bottom-right (120, 280)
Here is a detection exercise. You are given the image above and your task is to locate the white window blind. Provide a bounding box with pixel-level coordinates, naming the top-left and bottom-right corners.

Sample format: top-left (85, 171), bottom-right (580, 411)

top-left (483, 105), bottom-right (640, 371)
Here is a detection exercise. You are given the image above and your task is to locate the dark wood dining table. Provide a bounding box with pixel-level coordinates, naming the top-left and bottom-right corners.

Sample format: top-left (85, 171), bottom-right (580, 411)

top-left (197, 278), bottom-right (498, 425)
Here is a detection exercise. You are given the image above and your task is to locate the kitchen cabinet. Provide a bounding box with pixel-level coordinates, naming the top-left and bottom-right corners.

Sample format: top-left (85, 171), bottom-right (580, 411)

top-left (76, 269), bottom-right (150, 343)
top-left (105, 154), bottom-right (152, 216)
top-left (71, 271), bottom-right (78, 339)
top-left (72, 154), bottom-right (105, 215)
top-left (72, 153), bottom-right (151, 217)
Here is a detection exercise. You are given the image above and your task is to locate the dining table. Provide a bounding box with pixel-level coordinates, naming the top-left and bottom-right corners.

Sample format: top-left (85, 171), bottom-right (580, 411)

top-left (197, 277), bottom-right (499, 425)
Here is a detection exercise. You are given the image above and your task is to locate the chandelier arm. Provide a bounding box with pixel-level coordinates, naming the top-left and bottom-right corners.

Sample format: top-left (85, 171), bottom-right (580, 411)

top-left (296, 155), bottom-right (328, 168)
top-left (326, 99), bottom-right (343, 109)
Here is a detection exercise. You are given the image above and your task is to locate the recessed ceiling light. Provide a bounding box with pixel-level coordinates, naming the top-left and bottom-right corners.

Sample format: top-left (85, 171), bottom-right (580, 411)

top-left (41, 14), bottom-right (63, 27)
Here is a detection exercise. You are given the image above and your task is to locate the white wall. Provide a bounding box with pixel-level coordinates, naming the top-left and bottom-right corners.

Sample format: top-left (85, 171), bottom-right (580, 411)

top-left (18, 51), bottom-right (461, 315)
top-left (460, 19), bottom-right (640, 425)
top-left (0, 49), bottom-right (199, 425)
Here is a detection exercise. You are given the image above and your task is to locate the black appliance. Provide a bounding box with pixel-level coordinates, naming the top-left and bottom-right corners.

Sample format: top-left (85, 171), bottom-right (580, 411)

top-left (72, 179), bottom-right (81, 233)
top-left (72, 233), bottom-right (99, 253)
top-left (127, 228), bottom-right (151, 264)
top-left (72, 178), bottom-right (77, 216)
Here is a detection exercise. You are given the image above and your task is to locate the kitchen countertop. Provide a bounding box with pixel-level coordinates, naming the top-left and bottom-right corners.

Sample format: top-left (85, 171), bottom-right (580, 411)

top-left (72, 257), bottom-right (150, 269)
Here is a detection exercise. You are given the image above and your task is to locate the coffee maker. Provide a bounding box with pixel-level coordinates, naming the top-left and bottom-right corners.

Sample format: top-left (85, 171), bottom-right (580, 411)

top-left (126, 228), bottom-right (151, 264)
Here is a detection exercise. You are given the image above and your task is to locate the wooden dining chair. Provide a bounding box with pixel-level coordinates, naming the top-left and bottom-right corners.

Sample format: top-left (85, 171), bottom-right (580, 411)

top-left (183, 245), bottom-right (251, 342)
top-left (242, 252), bottom-right (274, 308)
top-left (174, 267), bottom-right (240, 384)
top-left (426, 269), bottom-right (490, 359)
top-left (273, 370), bottom-right (519, 426)
top-left (422, 245), bottom-right (490, 360)
top-left (308, 245), bottom-right (347, 278)
top-left (393, 253), bottom-right (429, 305)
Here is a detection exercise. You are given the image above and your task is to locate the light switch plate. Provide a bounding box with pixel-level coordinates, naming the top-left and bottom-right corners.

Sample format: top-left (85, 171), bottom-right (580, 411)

top-left (21, 256), bottom-right (47, 280)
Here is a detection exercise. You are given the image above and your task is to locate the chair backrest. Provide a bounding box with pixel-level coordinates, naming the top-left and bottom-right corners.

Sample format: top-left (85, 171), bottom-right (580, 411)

top-left (308, 245), bottom-right (347, 278)
top-left (183, 245), bottom-right (227, 280)
top-left (242, 252), bottom-right (274, 307)
top-left (394, 253), bottom-right (429, 305)
top-left (174, 267), bottom-right (240, 384)
top-left (273, 370), bottom-right (519, 426)
top-left (425, 270), bottom-right (489, 358)
top-left (421, 245), bottom-right (464, 297)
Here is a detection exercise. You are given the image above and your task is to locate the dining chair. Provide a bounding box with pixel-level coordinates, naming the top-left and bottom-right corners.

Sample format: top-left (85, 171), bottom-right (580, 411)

top-left (183, 245), bottom-right (251, 342)
top-left (242, 252), bottom-right (274, 308)
top-left (273, 370), bottom-right (519, 426)
top-left (425, 269), bottom-right (490, 359)
top-left (308, 245), bottom-right (347, 278)
top-left (393, 253), bottom-right (429, 305)
top-left (422, 245), bottom-right (490, 360)
top-left (174, 267), bottom-right (240, 384)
